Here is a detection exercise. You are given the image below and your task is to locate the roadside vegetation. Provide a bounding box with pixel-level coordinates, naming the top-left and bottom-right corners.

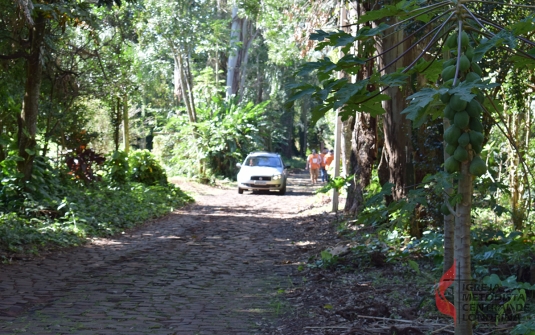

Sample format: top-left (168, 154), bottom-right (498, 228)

top-left (0, 148), bottom-right (192, 260)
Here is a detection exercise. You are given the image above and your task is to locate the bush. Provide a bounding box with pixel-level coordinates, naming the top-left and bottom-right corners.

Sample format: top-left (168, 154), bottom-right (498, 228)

top-left (128, 150), bottom-right (168, 186)
top-left (0, 180), bottom-right (193, 255)
top-left (0, 151), bottom-right (193, 256)
top-left (103, 151), bottom-right (129, 184)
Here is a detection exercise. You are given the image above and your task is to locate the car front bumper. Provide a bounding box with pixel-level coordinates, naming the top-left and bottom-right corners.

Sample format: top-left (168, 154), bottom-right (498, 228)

top-left (238, 179), bottom-right (285, 191)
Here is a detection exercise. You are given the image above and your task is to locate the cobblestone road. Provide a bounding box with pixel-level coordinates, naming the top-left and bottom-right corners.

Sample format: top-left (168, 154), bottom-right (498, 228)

top-left (0, 173), bottom-right (318, 335)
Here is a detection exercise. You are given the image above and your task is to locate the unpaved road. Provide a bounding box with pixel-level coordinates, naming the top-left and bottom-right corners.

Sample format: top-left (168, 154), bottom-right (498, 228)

top-left (0, 171), bottom-right (327, 335)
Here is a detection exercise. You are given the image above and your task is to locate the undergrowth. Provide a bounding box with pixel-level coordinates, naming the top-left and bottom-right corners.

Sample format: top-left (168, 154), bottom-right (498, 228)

top-left (310, 222), bottom-right (535, 334)
top-left (0, 150), bottom-right (193, 258)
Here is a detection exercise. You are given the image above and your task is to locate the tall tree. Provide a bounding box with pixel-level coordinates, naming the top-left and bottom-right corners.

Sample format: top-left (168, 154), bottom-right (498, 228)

top-left (0, 0), bottom-right (123, 182)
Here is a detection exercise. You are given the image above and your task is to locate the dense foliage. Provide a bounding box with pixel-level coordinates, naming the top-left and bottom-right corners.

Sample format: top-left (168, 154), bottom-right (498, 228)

top-left (1, 0), bottom-right (535, 332)
top-left (0, 151), bottom-right (192, 257)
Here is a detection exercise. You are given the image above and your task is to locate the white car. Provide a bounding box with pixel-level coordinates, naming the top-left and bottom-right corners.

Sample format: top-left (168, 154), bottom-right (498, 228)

top-left (236, 152), bottom-right (288, 195)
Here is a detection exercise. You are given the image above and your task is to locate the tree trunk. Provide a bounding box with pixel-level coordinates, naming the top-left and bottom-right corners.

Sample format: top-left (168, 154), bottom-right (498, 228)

top-left (340, 118), bottom-right (353, 176)
top-left (173, 49), bottom-right (196, 123)
top-left (226, 3), bottom-right (256, 101)
top-left (183, 49), bottom-right (197, 119)
top-left (377, 24), bottom-right (412, 201)
top-left (255, 53), bottom-right (263, 104)
top-left (300, 98), bottom-right (309, 156)
top-left (113, 96), bottom-right (121, 152)
top-left (509, 110), bottom-right (526, 230)
top-left (443, 119), bottom-right (455, 273)
top-left (123, 95), bottom-right (129, 154)
top-left (454, 160), bottom-right (473, 334)
top-left (226, 3), bottom-right (241, 99)
top-left (343, 2), bottom-right (379, 215)
top-left (238, 22), bottom-right (257, 102)
top-left (17, 12), bottom-right (46, 182)
top-left (173, 60), bottom-right (182, 104)
top-left (344, 112), bottom-right (377, 214)
top-left (0, 125), bottom-right (5, 162)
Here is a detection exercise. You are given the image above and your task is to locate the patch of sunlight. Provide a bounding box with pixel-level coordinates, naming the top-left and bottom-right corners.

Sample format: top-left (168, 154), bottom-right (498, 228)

top-left (235, 308), bottom-right (267, 313)
top-left (157, 235), bottom-right (182, 239)
top-left (91, 239), bottom-right (124, 245)
top-left (295, 241), bottom-right (316, 246)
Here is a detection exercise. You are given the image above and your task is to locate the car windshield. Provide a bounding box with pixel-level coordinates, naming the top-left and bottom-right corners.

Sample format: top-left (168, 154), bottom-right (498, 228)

top-left (245, 156), bottom-right (282, 167)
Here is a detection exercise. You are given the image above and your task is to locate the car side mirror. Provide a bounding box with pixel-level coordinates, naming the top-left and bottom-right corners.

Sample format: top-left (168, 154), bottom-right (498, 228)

top-left (236, 163), bottom-right (242, 168)
top-left (285, 165), bottom-right (291, 169)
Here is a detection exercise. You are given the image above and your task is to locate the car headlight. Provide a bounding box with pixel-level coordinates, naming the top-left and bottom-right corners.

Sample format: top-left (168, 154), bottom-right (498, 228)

top-left (272, 174), bottom-right (282, 180)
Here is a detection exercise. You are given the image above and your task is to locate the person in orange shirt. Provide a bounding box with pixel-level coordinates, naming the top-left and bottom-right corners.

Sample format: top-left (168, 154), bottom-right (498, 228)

top-left (324, 149), bottom-right (334, 182)
top-left (305, 149), bottom-right (321, 184)
top-left (320, 148), bottom-right (328, 183)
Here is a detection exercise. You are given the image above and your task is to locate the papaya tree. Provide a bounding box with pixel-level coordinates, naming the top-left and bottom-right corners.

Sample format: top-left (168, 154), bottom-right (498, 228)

top-left (291, 0), bottom-right (535, 333)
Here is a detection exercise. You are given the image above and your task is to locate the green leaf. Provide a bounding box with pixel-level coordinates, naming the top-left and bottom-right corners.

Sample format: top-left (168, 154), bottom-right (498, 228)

top-left (378, 72), bottom-right (410, 87)
top-left (315, 78), bottom-right (347, 101)
top-left (287, 84), bottom-right (316, 102)
top-left (25, 148), bottom-right (36, 156)
top-left (360, 93), bottom-right (389, 116)
top-left (357, 6), bottom-right (399, 24)
top-left (413, 59), bottom-right (442, 83)
top-left (473, 31), bottom-right (517, 62)
top-left (402, 88), bottom-right (438, 121)
top-left (309, 30), bottom-right (330, 41)
top-left (483, 274), bottom-right (502, 287)
top-left (331, 31), bottom-right (356, 47)
top-left (336, 54), bottom-right (366, 74)
top-left (407, 260), bottom-right (420, 274)
top-left (332, 82), bottom-right (366, 110)
top-left (0, 135), bottom-right (11, 146)
top-left (510, 17), bottom-right (535, 36)
top-left (360, 23), bottom-right (390, 38)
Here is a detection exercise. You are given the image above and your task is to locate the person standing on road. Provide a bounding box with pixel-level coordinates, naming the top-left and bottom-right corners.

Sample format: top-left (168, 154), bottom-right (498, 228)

top-left (320, 148), bottom-right (328, 183)
top-left (324, 149), bottom-right (334, 182)
top-left (305, 149), bottom-right (321, 184)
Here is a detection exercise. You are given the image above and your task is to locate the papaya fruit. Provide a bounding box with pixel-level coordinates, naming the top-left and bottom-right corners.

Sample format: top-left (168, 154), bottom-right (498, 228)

top-left (465, 47), bottom-right (474, 61)
top-left (469, 155), bottom-right (487, 176)
top-left (461, 31), bottom-right (469, 48)
top-left (475, 90), bottom-right (485, 103)
top-left (444, 105), bottom-right (455, 120)
top-left (445, 143), bottom-right (457, 155)
top-left (443, 58), bottom-right (456, 68)
top-left (471, 62), bottom-right (483, 76)
top-left (472, 143), bottom-right (482, 154)
top-left (454, 111), bottom-right (470, 129)
top-left (440, 203), bottom-right (451, 215)
top-left (442, 65), bottom-right (456, 81)
top-left (469, 130), bottom-right (484, 148)
top-left (446, 32), bottom-right (457, 49)
top-left (440, 92), bottom-right (451, 104)
top-left (444, 125), bottom-right (462, 145)
top-left (453, 146), bottom-right (469, 162)
top-left (465, 72), bottom-right (481, 83)
top-left (459, 55), bottom-right (470, 72)
top-left (466, 99), bottom-right (482, 117)
top-left (469, 117), bottom-right (483, 133)
top-left (458, 132), bottom-right (470, 147)
top-left (449, 94), bottom-right (468, 112)
top-left (443, 79), bottom-right (454, 88)
top-left (445, 156), bottom-right (461, 173)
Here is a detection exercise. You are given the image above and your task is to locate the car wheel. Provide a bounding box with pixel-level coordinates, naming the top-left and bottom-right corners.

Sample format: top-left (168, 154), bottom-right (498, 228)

top-left (278, 184), bottom-right (286, 195)
top-left (238, 187), bottom-right (244, 194)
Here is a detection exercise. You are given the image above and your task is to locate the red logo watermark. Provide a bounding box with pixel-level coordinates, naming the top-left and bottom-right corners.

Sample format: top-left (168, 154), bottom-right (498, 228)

top-left (435, 260), bottom-right (456, 323)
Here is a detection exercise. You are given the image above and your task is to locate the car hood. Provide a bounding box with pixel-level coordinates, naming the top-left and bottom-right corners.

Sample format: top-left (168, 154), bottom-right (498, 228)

top-left (238, 166), bottom-right (283, 177)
